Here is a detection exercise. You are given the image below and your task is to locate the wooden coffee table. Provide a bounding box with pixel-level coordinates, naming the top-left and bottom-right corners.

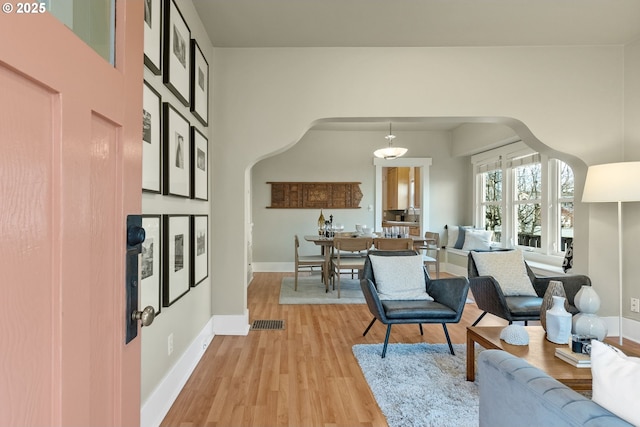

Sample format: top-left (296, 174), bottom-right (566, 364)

top-left (466, 326), bottom-right (592, 391)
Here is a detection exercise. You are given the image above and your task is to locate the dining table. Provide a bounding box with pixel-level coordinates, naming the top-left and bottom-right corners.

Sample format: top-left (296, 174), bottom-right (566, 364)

top-left (303, 234), bottom-right (436, 290)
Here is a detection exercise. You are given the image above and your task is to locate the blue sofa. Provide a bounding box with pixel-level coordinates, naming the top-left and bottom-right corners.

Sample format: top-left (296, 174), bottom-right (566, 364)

top-left (478, 350), bottom-right (632, 427)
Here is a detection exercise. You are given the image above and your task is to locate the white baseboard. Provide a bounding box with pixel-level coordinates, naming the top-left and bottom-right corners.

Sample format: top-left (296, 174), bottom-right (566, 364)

top-left (213, 310), bottom-right (251, 336)
top-left (252, 262), bottom-right (292, 272)
top-left (140, 317), bottom-right (215, 427)
top-left (603, 316), bottom-right (640, 344)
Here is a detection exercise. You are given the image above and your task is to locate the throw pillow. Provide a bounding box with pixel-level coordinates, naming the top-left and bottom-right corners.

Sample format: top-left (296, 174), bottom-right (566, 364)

top-left (454, 225), bottom-right (472, 249)
top-left (369, 254), bottom-right (434, 301)
top-left (471, 250), bottom-right (537, 296)
top-left (461, 229), bottom-right (493, 251)
top-left (591, 340), bottom-right (640, 426)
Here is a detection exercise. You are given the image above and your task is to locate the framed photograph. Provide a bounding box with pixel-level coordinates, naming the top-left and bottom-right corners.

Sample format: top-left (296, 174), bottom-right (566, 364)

top-left (163, 102), bottom-right (191, 197)
top-left (190, 39), bottom-right (209, 126)
top-left (191, 215), bottom-right (208, 287)
top-left (143, 0), bottom-right (162, 74)
top-left (163, 0), bottom-right (191, 107)
top-left (141, 215), bottom-right (162, 316)
top-left (163, 215), bottom-right (191, 306)
top-left (143, 81), bottom-right (162, 193)
top-left (191, 127), bottom-right (208, 200)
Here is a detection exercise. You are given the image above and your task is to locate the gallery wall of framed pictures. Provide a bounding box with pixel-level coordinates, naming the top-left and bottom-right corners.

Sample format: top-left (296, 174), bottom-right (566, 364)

top-left (142, 0), bottom-right (211, 312)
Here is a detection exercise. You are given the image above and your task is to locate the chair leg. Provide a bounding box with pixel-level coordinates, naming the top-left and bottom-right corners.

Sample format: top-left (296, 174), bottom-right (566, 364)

top-left (524, 320), bottom-right (528, 326)
top-left (381, 324), bottom-right (392, 358)
top-left (419, 324), bottom-right (423, 335)
top-left (442, 324), bottom-right (454, 355)
top-left (363, 318), bottom-right (376, 336)
top-left (472, 311), bottom-right (487, 326)
top-left (294, 269), bottom-right (298, 291)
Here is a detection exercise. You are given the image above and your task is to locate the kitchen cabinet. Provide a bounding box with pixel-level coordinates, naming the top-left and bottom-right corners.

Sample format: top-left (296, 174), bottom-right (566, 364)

top-left (386, 167), bottom-right (410, 210)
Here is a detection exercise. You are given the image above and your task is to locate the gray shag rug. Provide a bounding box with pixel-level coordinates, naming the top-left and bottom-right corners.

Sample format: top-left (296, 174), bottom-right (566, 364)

top-left (353, 343), bottom-right (480, 427)
top-left (279, 276), bottom-right (365, 304)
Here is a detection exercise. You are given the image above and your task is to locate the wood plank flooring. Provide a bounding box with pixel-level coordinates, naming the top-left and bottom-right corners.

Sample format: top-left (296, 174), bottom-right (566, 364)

top-left (160, 272), bottom-right (640, 427)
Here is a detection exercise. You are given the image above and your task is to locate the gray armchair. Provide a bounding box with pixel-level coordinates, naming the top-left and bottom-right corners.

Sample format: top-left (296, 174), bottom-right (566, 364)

top-left (360, 250), bottom-right (470, 358)
top-left (468, 252), bottom-right (591, 326)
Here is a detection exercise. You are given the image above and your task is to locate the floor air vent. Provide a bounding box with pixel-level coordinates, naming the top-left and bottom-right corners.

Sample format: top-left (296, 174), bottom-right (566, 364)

top-left (251, 319), bottom-right (285, 331)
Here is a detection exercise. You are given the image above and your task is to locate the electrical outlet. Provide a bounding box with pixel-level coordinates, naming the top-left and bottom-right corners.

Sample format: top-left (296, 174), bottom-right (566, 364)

top-left (631, 298), bottom-right (640, 313)
top-left (168, 333), bottom-right (174, 356)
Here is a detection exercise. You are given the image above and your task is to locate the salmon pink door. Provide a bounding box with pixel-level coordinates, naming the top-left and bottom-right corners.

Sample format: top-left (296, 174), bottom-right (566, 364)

top-left (0, 1), bottom-right (144, 426)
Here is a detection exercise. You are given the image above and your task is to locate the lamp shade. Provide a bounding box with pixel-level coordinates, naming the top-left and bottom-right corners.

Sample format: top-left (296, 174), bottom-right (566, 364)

top-left (373, 146), bottom-right (408, 160)
top-left (582, 161), bottom-right (640, 203)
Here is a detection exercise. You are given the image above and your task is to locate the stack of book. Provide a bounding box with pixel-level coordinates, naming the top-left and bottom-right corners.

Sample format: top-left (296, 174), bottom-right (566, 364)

top-left (555, 346), bottom-right (591, 368)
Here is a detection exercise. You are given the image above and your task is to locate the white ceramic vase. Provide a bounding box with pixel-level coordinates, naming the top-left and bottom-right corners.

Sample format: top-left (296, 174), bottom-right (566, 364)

top-left (572, 313), bottom-right (608, 340)
top-left (546, 296), bottom-right (572, 344)
top-left (574, 285), bottom-right (600, 314)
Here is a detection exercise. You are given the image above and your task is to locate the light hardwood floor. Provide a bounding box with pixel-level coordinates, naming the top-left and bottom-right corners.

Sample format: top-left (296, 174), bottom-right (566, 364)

top-left (160, 272), bottom-right (639, 427)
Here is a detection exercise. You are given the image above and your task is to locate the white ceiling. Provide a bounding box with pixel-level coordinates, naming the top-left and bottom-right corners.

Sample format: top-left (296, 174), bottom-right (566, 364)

top-left (193, 0), bottom-right (640, 48)
top-left (192, 0), bottom-right (640, 132)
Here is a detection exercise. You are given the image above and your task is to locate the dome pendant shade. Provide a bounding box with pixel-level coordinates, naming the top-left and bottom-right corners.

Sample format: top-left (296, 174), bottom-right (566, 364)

top-left (373, 123), bottom-right (407, 159)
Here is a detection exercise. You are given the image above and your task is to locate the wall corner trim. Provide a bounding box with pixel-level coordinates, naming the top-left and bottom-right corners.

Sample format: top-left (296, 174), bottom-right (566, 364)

top-left (140, 316), bottom-right (215, 427)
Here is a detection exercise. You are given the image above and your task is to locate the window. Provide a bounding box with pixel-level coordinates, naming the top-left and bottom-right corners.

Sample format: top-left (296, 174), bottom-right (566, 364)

top-left (472, 142), bottom-right (574, 255)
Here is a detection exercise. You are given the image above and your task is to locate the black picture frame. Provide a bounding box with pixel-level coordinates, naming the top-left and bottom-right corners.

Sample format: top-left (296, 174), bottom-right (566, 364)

top-left (143, 0), bottom-right (162, 74)
top-left (163, 0), bottom-right (191, 107)
top-left (191, 126), bottom-right (208, 200)
top-left (190, 39), bottom-right (209, 126)
top-left (163, 102), bottom-right (191, 198)
top-left (143, 81), bottom-right (162, 193)
top-left (191, 215), bottom-right (208, 287)
top-left (141, 215), bottom-right (162, 316)
top-left (163, 215), bottom-right (191, 306)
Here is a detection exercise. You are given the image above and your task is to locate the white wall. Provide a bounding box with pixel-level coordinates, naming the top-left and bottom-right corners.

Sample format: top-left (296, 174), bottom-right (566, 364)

top-left (251, 129), bottom-right (468, 268)
top-left (213, 45), bottom-right (629, 320)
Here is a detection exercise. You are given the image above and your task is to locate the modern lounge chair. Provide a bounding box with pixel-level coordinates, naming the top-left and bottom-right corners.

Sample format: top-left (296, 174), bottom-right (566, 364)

top-left (360, 250), bottom-right (469, 358)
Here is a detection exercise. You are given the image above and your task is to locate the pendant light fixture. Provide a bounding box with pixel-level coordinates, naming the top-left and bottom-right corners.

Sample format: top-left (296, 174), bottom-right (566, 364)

top-left (373, 122), bottom-right (408, 159)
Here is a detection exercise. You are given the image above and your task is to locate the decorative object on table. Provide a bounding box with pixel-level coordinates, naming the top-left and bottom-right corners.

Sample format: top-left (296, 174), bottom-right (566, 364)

top-left (190, 127), bottom-right (208, 200)
top-left (540, 280), bottom-right (568, 331)
top-left (162, 103), bottom-right (191, 198)
top-left (267, 182), bottom-right (363, 209)
top-left (499, 324), bottom-right (529, 345)
top-left (190, 39), bottom-right (209, 126)
top-left (373, 122), bottom-right (408, 160)
top-left (163, 0), bottom-right (191, 107)
top-left (572, 285), bottom-right (608, 341)
top-left (554, 346), bottom-right (591, 368)
top-left (142, 81), bottom-right (162, 193)
top-left (545, 295), bottom-right (572, 344)
top-left (582, 161), bottom-right (640, 345)
top-left (317, 209), bottom-right (325, 235)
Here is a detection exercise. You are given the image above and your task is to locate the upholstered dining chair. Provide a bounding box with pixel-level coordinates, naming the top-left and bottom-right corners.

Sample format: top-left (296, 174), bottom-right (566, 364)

top-left (467, 250), bottom-right (592, 326)
top-left (373, 237), bottom-right (414, 250)
top-left (331, 236), bottom-right (373, 298)
top-left (415, 231), bottom-right (441, 278)
top-left (294, 235), bottom-right (326, 291)
top-left (360, 250), bottom-right (469, 358)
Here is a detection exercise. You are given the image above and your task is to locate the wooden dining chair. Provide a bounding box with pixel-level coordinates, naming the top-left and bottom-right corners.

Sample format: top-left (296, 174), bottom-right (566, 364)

top-left (294, 235), bottom-right (326, 291)
top-left (331, 237), bottom-right (373, 298)
top-left (415, 231), bottom-right (440, 278)
top-left (373, 237), bottom-right (414, 251)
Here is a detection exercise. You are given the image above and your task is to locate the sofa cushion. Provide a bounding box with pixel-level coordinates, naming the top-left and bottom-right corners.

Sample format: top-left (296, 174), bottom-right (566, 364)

top-left (471, 249), bottom-right (538, 296)
top-left (369, 254), bottom-right (434, 301)
top-left (591, 340), bottom-right (640, 426)
top-left (462, 229), bottom-right (493, 251)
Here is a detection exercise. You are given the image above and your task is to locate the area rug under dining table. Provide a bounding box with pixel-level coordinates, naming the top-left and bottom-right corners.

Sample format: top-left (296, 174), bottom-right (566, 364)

top-left (279, 275), bottom-right (365, 304)
top-left (352, 343), bottom-right (480, 427)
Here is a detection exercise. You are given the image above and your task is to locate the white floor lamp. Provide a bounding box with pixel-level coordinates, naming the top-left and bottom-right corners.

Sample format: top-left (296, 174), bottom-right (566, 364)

top-left (582, 161), bottom-right (640, 345)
